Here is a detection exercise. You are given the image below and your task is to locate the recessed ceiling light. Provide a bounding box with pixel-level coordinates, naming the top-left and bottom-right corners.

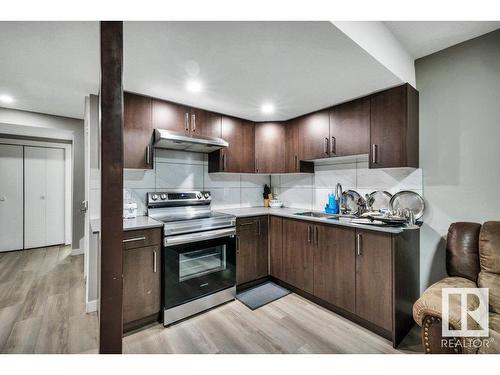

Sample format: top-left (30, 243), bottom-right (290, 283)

top-left (186, 80), bottom-right (203, 93)
top-left (261, 103), bottom-right (274, 114)
top-left (0, 94), bottom-right (14, 104)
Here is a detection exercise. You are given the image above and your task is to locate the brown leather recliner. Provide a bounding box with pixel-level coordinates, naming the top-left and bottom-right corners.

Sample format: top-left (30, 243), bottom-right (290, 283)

top-left (413, 221), bottom-right (500, 354)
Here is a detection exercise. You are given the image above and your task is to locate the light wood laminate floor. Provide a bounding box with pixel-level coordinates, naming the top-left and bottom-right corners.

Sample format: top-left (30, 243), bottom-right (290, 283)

top-left (0, 246), bottom-right (422, 354)
top-left (0, 246), bottom-right (99, 353)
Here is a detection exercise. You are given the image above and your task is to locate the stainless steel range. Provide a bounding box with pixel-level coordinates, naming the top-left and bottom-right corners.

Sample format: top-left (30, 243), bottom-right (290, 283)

top-left (147, 191), bottom-right (236, 326)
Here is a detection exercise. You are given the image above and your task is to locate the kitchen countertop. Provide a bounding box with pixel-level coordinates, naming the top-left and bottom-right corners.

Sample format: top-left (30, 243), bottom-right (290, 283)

top-left (215, 207), bottom-right (415, 234)
top-left (90, 216), bottom-right (163, 234)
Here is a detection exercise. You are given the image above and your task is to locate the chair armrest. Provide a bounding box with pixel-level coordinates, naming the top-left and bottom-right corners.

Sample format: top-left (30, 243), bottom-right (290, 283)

top-left (413, 276), bottom-right (478, 327)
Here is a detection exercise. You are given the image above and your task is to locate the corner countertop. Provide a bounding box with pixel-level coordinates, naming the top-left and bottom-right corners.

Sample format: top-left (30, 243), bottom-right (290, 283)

top-left (90, 216), bottom-right (163, 234)
top-left (214, 207), bottom-right (415, 234)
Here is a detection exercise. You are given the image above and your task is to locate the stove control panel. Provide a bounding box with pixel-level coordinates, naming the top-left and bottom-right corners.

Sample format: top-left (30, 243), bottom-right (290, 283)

top-left (147, 191), bottom-right (211, 207)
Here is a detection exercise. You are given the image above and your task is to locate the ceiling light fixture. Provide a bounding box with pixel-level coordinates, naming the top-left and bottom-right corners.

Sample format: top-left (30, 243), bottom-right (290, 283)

top-left (261, 103), bottom-right (275, 114)
top-left (0, 94), bottom-right (14, 104)
top-left (186, 80), bottom-right (203, 93)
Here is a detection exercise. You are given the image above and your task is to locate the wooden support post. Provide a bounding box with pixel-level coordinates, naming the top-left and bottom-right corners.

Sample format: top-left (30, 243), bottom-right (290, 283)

top-left (99, 21), bottom-right (124, 354)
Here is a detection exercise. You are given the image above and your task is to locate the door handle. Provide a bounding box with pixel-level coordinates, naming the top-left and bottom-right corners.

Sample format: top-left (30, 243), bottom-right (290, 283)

top-left (307, 225), bottom-right (312, 243)
top-left (323, 137), bottom-right (329, 155)
top-left (294, 155), bottom-right (298, 171)
top-left (145, 145), bottom-right (151, 165)
top-left (185, 112), bottom-right (190, 132)
top-left (356, 233), bottom-right (362, 256)
top-left (255, 157), bottom-right (259, 173)
top-left (222, 153), bottom-right (227, 171)
top-left (315, 226), bottom-right (319, 246)
top-left (371, 144), bottom-right (378, 164)
top-left (236, 236), bottom-right (240, 254)
top-left (191, 113), bottom-right (196, 132)
top-left (153, 250), bottom-right (157, 273)
top-left (331, 136), bottom-right (336, 155)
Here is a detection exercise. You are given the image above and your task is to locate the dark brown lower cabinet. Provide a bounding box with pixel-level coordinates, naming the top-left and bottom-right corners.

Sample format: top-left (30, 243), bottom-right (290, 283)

top-left (269, 216), bottom-right (283, 279)
top-left (236, 216), bottom-right (268, 285)
top-left (313, 224), bottom-right (356, 314)
top-left (282, 218), bottom-right (314, 294)
top-left (122, 228), bottom-right (161, 332)
top-left (354, 229), bottom-right (393, 332)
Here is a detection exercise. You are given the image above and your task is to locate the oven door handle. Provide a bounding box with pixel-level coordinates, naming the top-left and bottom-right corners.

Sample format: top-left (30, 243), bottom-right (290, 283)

top-left (164, 227), bottom-right (236, 246)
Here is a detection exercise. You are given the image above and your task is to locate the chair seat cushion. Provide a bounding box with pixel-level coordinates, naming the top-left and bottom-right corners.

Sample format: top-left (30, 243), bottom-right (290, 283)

top-left (479, 313), bottom-right (500, 354)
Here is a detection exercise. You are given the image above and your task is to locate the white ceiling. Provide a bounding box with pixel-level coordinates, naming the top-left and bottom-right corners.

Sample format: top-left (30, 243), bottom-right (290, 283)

top-left (0, 21), bottom-right (498, 121)
top-left (384, 21), bottom-right (500, 59)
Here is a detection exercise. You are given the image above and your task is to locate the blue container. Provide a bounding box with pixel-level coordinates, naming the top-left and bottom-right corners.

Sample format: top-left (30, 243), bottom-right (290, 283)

top-left (325, 193), bottom-right (339, 214)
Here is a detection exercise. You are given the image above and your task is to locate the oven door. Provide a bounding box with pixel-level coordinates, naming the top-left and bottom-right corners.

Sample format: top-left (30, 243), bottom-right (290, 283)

top-left (163, 227), bottom-right (236, 309)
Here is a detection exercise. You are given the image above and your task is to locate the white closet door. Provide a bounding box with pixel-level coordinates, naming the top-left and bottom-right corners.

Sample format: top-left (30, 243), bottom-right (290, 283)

top-left (0, 144), bottom-right (24, 252)
top-left (25, 146), bottom-right (47, 249)
top-left (45, 148), bottom-right (65, 245)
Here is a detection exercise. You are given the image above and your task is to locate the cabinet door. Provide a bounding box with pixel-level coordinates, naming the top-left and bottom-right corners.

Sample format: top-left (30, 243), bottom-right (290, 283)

top-left (124, 92), bottom-right (153, 169)
top-left (282, 218), bottom-right (314, 294)
top-left (241, 119), bottom-right (255, 173)
top-left (152, 98), bottom-right (189, 134)
top-left (220, 116), bottom-right (243, 173)
top-left (255, 216), bottom-right (269, 279)
top-left (269, 216), bottom-right (283, 279)
top-left (0, 145), bottom-right (23, 252)
top-left (190, 108), bottom-right (222, 138)
top-left (330, 97), bottom-right (370, 157)
top-left (123, 244), bottom-right (161, 325)
top-left (298, 109), bottom-right (330, 161)
top-left (355, 229), bottom-right (393, 331)
top-left (236, 219), bottom-right (258, 285)
top-left (285, 119), bottom-right (299, 172)
top-left (314, 224), bottom-right (355, 313)
top-left (255, 122), bottom-right (285, 173)
top-left (370, 84), bottom-right (419, 169)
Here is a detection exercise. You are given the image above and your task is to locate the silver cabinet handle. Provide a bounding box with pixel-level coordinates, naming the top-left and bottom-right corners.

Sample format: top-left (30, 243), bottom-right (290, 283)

top-left (222, 153), bottom-right (227, 171)
top-left (331, 136), bottom-right (336, 155)
top-left (372, 144), bottom-right (378, 164)
top-left (153, 250), bottom-right (157, 273)
top-left (236, 235), bottom-right (240, 254)
top-left (255, 157), bottom-right (259, 173)
top-left (323, 137), bottom-right (329, 155)
top-left (356, 233), bottom-right (362, 256)
top-left (294, 155), bottom-right (298, 171)
top-left (307, 225), bottom-right (312, 243)
top-left (191, 113), bottom-right (196, 132)
top-left (315, 226), bottom-right (319, 246)
top-left (145, 145), bottom-right (151, 165)
top-left (123, 236), bottom-right (146, 243)
top-left (185, 112), bottom-right (190, 132)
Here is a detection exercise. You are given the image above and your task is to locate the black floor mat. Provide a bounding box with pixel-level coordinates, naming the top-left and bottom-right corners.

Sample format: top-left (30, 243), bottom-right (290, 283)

top-left (236, 281), bottom-right (291, 310)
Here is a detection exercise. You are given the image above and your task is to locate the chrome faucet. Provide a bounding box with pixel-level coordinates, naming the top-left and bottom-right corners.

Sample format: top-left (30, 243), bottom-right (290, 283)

top-left (335, 183), bottom-right (343, 213)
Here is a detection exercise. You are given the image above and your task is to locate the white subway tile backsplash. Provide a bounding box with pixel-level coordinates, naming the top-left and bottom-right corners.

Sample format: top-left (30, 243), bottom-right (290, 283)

top-left (124, 169), bottom-right (155, 189)
top-left (280, 174), bottom-right (313, 188)
top-left (240, 188), bottom-right (265, 208)
top-left (204, 169), bottom-right (241, 188)
top-left (315, 162), bottom-right (356, 188)
top-left (210, 188), bottom-right (241, 209)
top-left (124, 188), bottom-right (150, 216)
top-left (280, 187), bottom-right (313, 210)
top-left (241, 174), bottom-right (270, 188)
top-left (155, 162), bottom-right (204, 189)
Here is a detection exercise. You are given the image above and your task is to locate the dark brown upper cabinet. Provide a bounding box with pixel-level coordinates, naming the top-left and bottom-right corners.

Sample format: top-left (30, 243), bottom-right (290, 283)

top-left (284, 120), bottom-right (314, 173)
top-left (370, 83), bottom-right (419, 169)
top-left (208, 115), bottom-right (255, 173)
top-left (189, 107), bottom-right (222, 138)
top-left (329, 97), bottom-right (370, 157)
top-left (124, 92), bottom-right (153, 169)
top-left (297, 109), bottom-right (330, 161)
top-left (255, 122), bottom-right (285, 174)
top-left (152, 97), bottom-right (189, 134)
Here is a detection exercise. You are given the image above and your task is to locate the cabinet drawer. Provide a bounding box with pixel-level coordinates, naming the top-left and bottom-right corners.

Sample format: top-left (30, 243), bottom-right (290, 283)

top-left (123, 228), bottom-right (161, 250)
top-left (236, 217), bottom-right (258, 230)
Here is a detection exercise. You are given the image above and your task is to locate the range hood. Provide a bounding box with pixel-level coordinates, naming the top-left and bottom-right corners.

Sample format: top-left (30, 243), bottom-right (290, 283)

top-left (153, 129), bottom-right (228, 153)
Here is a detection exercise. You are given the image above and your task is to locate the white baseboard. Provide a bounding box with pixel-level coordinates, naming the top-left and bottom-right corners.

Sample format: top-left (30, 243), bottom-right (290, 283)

top-left (71, 248), bottom-right (84, 256)
top-left (86, 299), bottom-right (97, 313)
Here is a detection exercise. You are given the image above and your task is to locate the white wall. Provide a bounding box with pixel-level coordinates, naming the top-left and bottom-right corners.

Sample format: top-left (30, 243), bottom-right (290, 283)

top-left (0, 107), bottom-right (84, 250)
top-left (121, 149), bottom-right (271, 214)
top-left (416, 29), bottom-right (500, 291)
